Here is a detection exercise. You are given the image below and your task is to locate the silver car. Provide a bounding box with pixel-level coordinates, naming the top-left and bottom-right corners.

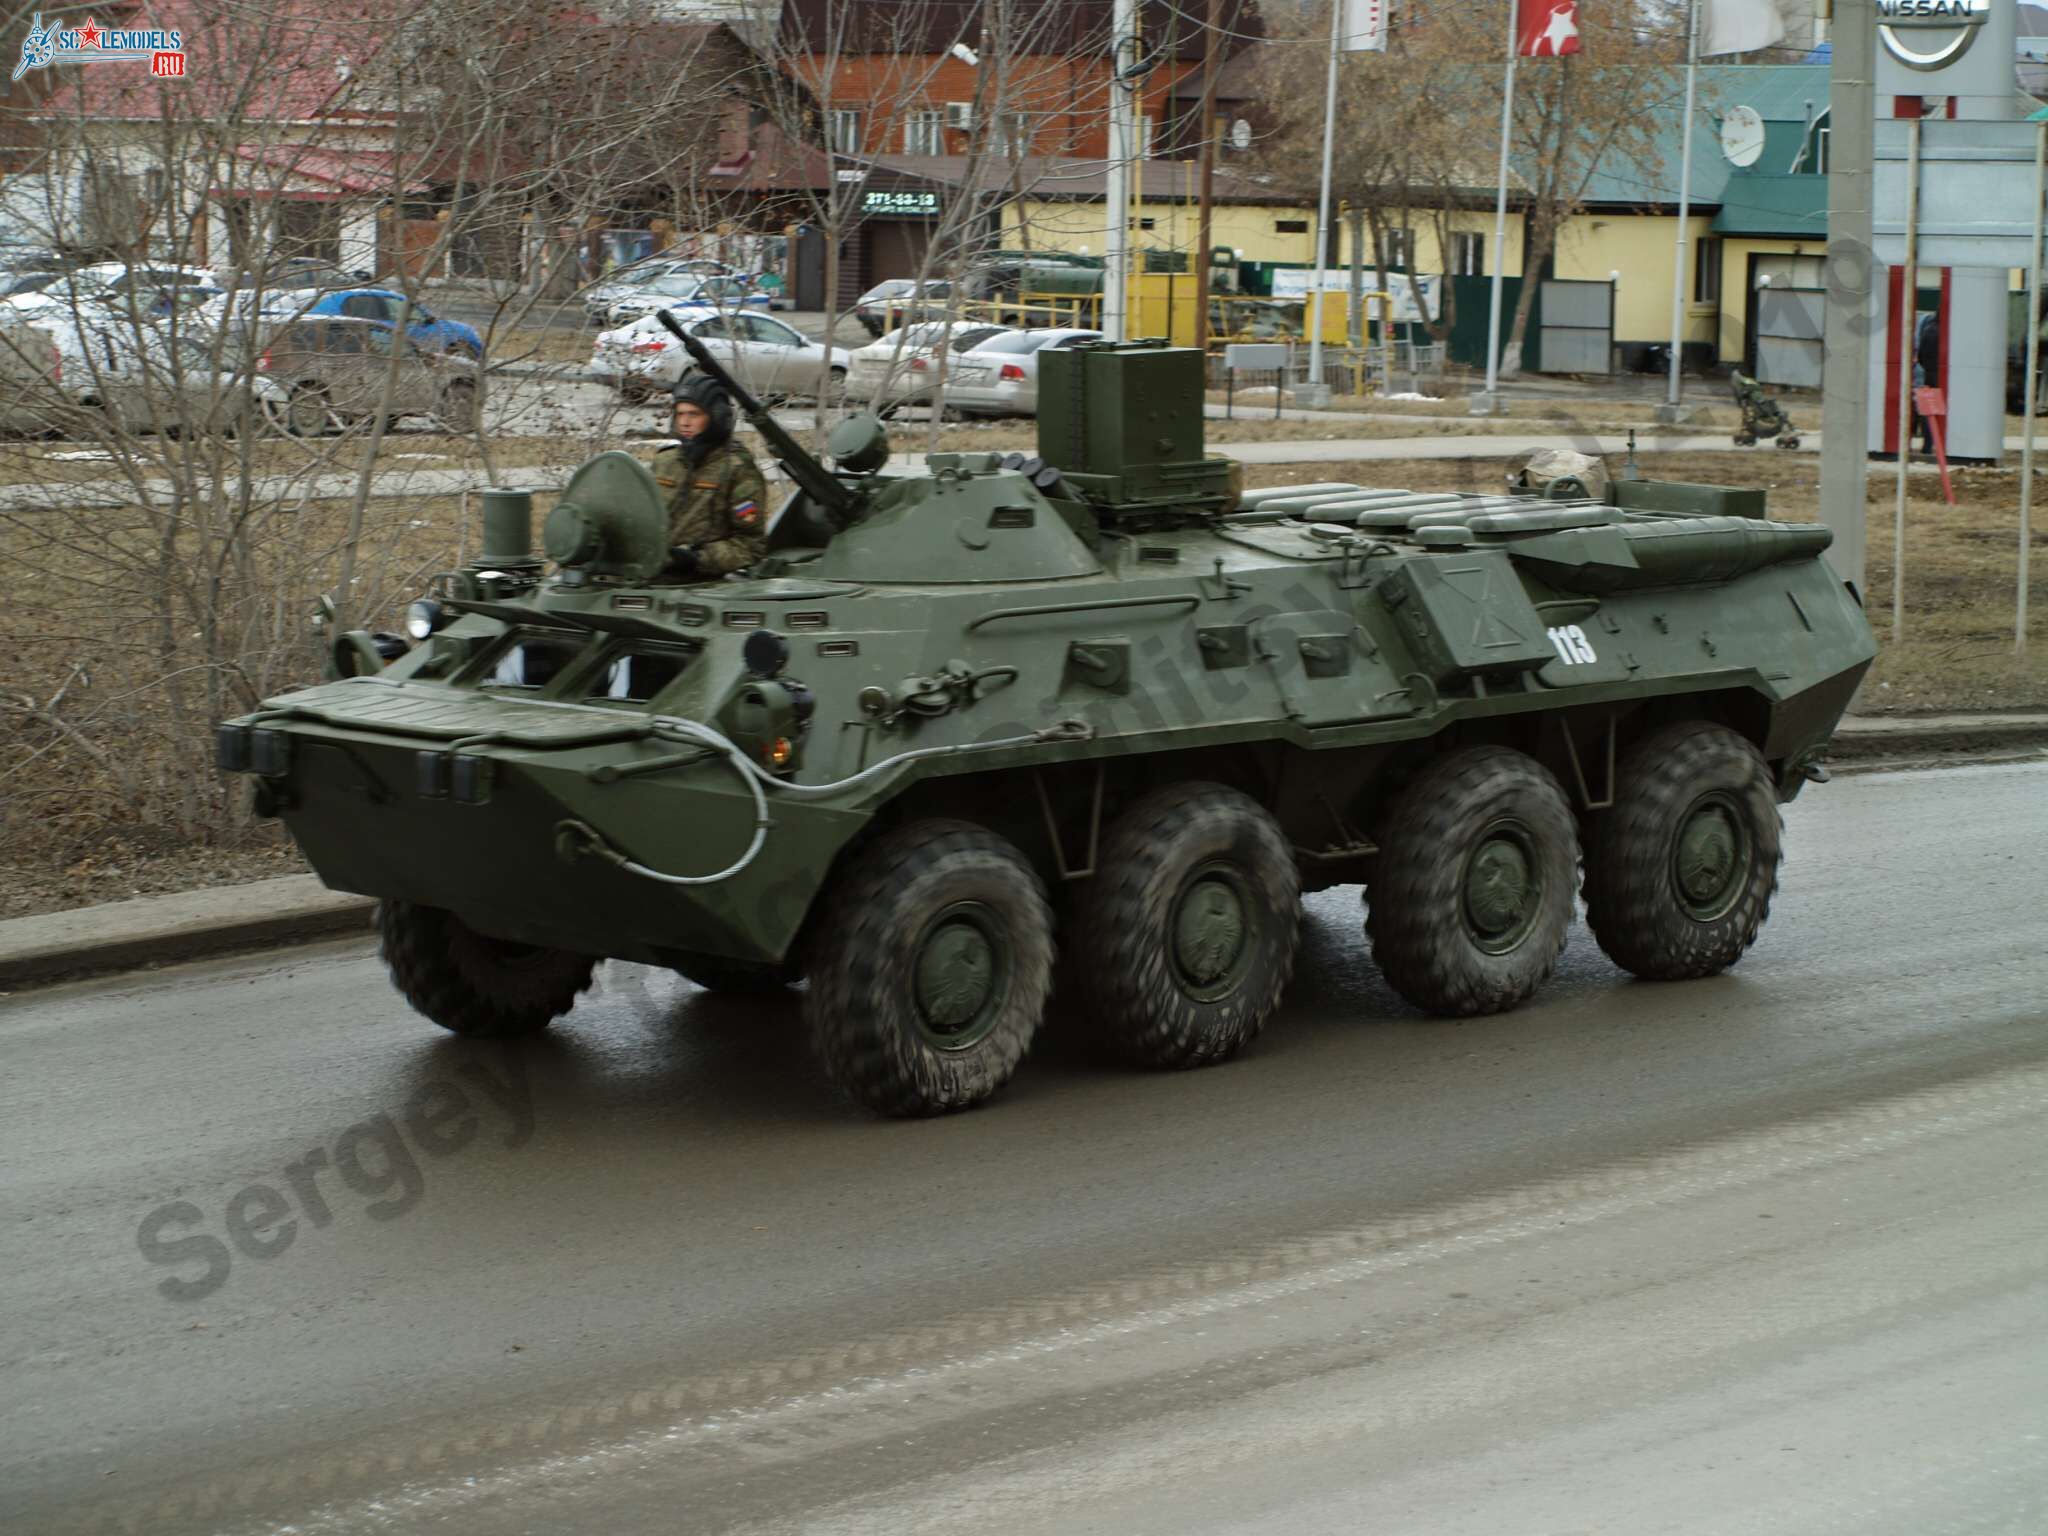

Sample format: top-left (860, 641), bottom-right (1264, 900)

top-left (244, 316), bottom-right (478, 435)
top-left (945, 328), bottom-right (1103, 417)
top-left (581, 258), bottom-right (735, 326)
top-left (589, 309), bottom-right (841, 403)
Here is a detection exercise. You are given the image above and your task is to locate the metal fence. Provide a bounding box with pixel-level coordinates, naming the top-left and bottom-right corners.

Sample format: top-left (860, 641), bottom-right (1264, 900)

top-left (1206, 342), bottom-right (1447, 398)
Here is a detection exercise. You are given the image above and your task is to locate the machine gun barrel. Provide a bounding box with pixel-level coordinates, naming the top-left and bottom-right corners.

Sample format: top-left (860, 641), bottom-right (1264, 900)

top-left (656, 309), bottom-right (857, 522)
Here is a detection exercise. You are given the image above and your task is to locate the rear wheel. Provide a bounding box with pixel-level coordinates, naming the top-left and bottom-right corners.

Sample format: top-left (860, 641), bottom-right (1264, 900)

top-left (1582, 722), bottom-right (1781, 980)
top-left (285, 382), bottom-right (330, 437)
top-left (1365, 746), bottom-right (1578, 1017)
top-left (808, 820), bottom-right (1053, 1117)
top-left (1067, 782), bottom-right (1299, 1068)
top-left (619, 377), bottom-right (654, 405)
top-left (378, 901), bottom-right (595, 1037)
top-left (439, 379), bottom-right (479, 432)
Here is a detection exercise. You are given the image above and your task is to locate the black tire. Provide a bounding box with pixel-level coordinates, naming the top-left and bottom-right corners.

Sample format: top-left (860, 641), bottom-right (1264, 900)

top-left (1582, 722), bottom-right (1782, 981)
top-left (672, 952), bottom-right (796, 994)
top-left (378, 900), bottom-right (595, 1037)
top-left (439, 379), bottom-right (479, 433)
top-left (1365, 746), bottom-right (1578, 1017)
top-left (285, 383), bottom-right (330, 437)
top-left (1067, 782), bottom-right (1299, 1068)
top-left (808, 820), bottom-right (1053, 1117)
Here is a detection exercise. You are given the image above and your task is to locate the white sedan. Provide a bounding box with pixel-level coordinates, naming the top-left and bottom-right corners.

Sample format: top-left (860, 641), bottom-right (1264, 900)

top-left (3, 261), bottom-right (221, 322)
top-left (944, 327), bottom-right (1104, 417)
top-left (589, 308), bottom-right (842, 403)
top-left (843, 321), bottom-right (1011, 412)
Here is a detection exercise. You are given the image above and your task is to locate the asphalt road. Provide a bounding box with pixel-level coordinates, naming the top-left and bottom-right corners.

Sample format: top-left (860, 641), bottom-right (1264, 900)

top-left (4, 761), bottom-right (2044, 1535)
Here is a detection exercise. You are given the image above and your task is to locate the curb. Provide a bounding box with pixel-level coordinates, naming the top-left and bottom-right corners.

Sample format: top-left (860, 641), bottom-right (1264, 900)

top-left (0, 875), bottom-right (374, 991)
top-left (2, 717), bottom-right (2042, 992)
top-left (1826, 714), bottom-right (2048, 763)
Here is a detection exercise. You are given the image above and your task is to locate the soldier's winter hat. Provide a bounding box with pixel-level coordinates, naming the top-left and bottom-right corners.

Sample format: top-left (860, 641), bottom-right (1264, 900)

top-left (670, 370), bottom-right (735, 448)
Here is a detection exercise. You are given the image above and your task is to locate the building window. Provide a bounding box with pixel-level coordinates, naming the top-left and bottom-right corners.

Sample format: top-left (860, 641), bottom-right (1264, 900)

top-left (1812, 126), bottom-right (1830, 175)
top-left (998, 111), bottom-right (1033, 155)
top-left (829, 110), bottom-right (862, 154)
top-left (1450, 231), bottom-right (1484, 276)
top-left (1693, 237), bottom-right (1723, 305)
top-left (1382, 226), bottom-right (1414, 271)
top-left (904, 111), bottom-right (943, 156)
top-left (1274, 218), bottom-right (1308, 234)
top-left (1137, 217), bottom-right (1156, 230)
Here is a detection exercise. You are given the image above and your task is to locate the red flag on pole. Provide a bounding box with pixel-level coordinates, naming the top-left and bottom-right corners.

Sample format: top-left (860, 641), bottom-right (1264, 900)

top-left (1518, 0), bottom-right (1582, 55)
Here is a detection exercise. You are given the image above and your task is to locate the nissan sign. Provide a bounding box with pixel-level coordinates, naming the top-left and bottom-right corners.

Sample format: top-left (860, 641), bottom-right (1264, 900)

top-left (1876, 0), bottom-right (1988, 70)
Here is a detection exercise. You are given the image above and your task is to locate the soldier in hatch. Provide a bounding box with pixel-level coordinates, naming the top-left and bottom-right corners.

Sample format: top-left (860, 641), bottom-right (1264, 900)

top-left (651, 372), bottom-right (769, 580)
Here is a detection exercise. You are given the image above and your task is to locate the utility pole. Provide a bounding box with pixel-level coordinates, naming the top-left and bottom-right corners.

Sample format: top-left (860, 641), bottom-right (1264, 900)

top-left (1301, 0), bottom-right (1342, 405)
top-left (1104, 0), bottom-right (1136, 342)
top-left (1818, 0), bottom-right (1874, 593)
top-left (1193, 0), bottom-right (1221, 352)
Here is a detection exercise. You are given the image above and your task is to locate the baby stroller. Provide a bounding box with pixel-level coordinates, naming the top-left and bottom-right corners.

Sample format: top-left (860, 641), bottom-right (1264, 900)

top-left (1730, 370), bottom-right (1800, 449)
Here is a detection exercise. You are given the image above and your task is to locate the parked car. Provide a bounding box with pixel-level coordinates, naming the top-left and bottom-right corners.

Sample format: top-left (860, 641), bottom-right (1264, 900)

top-left (581, 257), bottom-right (737, 325)
top-left (240, 315), bottom-right (478, 435)
top-left (2, 262), bottom-right (222, 321)
top-left (0, 313), bottom-right (69, 434)
top-left (943, 327), bottom-right (1104, 417)
top-left (26, 312), bottom-right (284, 436)
top-left (843, 321), bottom-right (1011, 411)
top-left (852, 278), bottom-right (954, 337)
top-left (265, 257), bottom-right (369, 290)
top-left (589, 308), bottom-right (841, 404)
top-left (600, 274), bottom-right (772, 329)
top-left (295, 288), bottom-right (484, 358)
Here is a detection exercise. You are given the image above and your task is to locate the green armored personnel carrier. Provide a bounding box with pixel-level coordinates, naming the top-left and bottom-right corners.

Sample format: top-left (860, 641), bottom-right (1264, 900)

top-left (220, 322), bottom-right (1876, 1116)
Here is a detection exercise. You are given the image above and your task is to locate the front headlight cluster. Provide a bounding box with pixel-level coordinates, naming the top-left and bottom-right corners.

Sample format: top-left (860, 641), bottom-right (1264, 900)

top-left (405, 597), bottom-right (447, 642)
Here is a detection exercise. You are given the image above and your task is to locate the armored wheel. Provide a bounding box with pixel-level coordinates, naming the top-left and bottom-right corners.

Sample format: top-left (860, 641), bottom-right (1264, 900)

top-left (1733, 430), bottom-right (1757, 447)
top-left (1777, 434), bottom-right (1800, 450)
top-left (378, 901), bottom-right (595, 1037)
top-left (1582, 722), bottom-right (1781, 981)
top-left (808, 820), bottom-right (1054, 1116)
top-left (672, 952), bottom-right (797, 994)
top-left (1067, 782), bottom-right (1299, 1068)
top-left (1365, 746), bottom-right (1578, 1017)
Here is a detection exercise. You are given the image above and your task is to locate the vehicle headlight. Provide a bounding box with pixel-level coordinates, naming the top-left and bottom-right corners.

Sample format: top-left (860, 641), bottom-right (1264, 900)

top-left (405, 597), bottom-right (446, 641)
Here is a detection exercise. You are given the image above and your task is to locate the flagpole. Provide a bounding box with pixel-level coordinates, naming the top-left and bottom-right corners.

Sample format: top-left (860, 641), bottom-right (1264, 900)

top-left (1304, 0), bottom-right (1343, 405)
top-left (1478, 0), bottom-right (1518, 416)
top-left (1661, 0), bottom-right (1701, 420)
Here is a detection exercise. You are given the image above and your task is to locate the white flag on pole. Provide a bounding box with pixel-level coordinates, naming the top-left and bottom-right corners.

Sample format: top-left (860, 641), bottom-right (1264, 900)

top-left (1342, 0), bottom-right (1388, 52)
top-left (1699, 0), bottom-right (1785, 57)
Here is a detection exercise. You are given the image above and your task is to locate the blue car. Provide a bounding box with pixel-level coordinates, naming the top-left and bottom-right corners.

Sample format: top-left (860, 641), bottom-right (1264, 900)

top-left (306, 289), bottom-right (484, 359)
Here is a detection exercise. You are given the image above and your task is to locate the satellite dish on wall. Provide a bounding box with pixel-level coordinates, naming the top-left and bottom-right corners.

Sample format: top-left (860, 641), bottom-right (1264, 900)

top-left (1228, 119), bottom-right (1252, 151)
top-left (1720, 105), bottom-right (1766, 168)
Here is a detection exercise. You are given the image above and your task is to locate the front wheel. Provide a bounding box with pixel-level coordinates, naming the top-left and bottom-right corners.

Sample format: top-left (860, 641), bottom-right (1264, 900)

top-left (1582, 722), bottom-right (1781, 980)
top-left (1067, 782), bottom-right (1299, 1068)
top-left (1365, 746), bottom-right (1578, 1017)
top-left (378, 901), bottom-right (595, 1037)
top-left (808, 820), bottom-right (1054, 1116)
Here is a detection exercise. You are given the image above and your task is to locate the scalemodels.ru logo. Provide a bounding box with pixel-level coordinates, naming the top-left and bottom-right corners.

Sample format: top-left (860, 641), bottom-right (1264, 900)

top-left (12, 12), bottom-right (187, 81)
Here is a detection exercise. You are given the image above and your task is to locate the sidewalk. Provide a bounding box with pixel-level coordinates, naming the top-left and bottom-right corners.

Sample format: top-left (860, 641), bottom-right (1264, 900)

top-left (3, 715), bottom-right (2042, 991)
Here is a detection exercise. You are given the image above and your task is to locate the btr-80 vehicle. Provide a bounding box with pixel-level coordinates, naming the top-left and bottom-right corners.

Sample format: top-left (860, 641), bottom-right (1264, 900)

top-left (220, 320), bottom-right (1876, 1116)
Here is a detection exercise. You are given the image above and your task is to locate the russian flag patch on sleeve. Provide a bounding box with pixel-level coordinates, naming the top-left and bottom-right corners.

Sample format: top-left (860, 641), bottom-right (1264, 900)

top-left (733, 498), bottom-right (760, 527)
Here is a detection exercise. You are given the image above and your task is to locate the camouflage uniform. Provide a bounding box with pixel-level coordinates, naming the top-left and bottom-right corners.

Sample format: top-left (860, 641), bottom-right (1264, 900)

top-left (651, 438), bottom-right (769, 578)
